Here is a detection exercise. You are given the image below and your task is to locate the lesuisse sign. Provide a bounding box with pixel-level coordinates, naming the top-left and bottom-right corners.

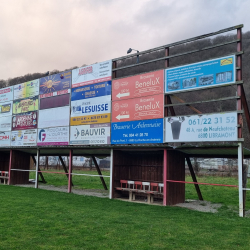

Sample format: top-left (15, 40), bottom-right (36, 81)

top-left (112, 70), bottom-right (164, 101)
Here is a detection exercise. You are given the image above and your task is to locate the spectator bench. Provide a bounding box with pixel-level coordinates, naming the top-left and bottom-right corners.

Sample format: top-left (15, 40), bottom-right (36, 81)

top-left (115, 180), bottom-right (164, 204)
top-left (0, 171), bottom-right (9, 185)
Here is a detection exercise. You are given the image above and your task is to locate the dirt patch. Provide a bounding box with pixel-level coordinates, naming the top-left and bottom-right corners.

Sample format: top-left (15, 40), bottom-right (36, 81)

top-left (175, 199), bottom-right (222, 213)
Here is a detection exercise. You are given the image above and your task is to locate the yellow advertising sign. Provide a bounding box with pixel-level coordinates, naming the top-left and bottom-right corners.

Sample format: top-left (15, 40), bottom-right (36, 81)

top-left (13, 97), bottom-right (39, 114)
top-left (220, 57), bottom-right (233, 66)
top-left (70, 113), bottom-right (111, 125)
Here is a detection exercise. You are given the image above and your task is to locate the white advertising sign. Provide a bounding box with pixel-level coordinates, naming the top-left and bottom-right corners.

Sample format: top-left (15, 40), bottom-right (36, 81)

top-left (0, 86), bottom-right (13, 103)
top-left (14, 83), bottom-right (26, 100)
top-left (37, 126), bottom-right (69, 146)
top-left (0, 101), bottom-right (12, 118)
top-left (70, 123), bottom-right (110, 145)
top-left (38, 106), bottom-right (70, 128)
top-left (0, 132), bottom-right (11, 147)
top-left (71, 95), bottom-right (111, 117)
top-left (165, 112), bottom-right (238, 142)
top-left (11, 129), bottom-right (37, 146)
top-left (0, 115), bottom-right (12, 131)
top-left (72, 60), bottom-right (112, 88)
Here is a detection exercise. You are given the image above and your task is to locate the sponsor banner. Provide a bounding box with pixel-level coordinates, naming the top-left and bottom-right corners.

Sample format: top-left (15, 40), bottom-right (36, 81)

top-left (71, 113), bottom-right (110, 126)
top-left (14, 83), bottom-right (26, 100)
top-left (38, 106), bottom-right (70, 128)
top-left (71, 81), bottom-right (111, 101)
top-left (112, 94), bottom-right (164, 123)
top-left (0, 86), bottom-right (13, 103)
top-left (40, 71), bottom-right (71, 95)
top-left (72, 60), bottom-right (112, 88)
top-left (164, 112), bottom-right (238, 142)
top-left (11, 129), bottom-right (37, 146)
top-left (165, 55), bottom-right (236, 93)
top-left (0, 115), bottom-right (12, 131)
top-left (25, 79), bottom-right (39, 98)
top-left (70, 123), bottom-right (110, 145)
top-left (71, 95), bottom-right (111, 117)
top-left (112, 70), bottom-right (164, 101)
top-left (0, 101), bottom-right (13, 117)
top-left (40, 93), bottom-right (70, 110)
top-left (0, 131), bottom-right (11, 147)
top-left (40, 89), bottom-right (71, 99)
top-left (111, 118), bottom-right (163, 144)
top-left (13, 96), bottom-right (38, 114)
top-left (37, 126), bottom-right (69, 146)
top-left (12, 112), bottom-right (38, 130)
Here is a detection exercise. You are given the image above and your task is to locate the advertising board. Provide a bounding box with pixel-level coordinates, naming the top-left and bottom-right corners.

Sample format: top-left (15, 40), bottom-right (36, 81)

top-left (70, 123), bottom-right (110, 145)
top-left (0, 115), bottom-right (12, 131)
top-left (13, 96), bottom-right (38, 114)
top-left (71, 81), bottom-right (111, 101)
top-left (11, 129), bottom-right (37, 146)
top-left (112, 70), bottom-right (164, 101)
top-left (25, 79), bottom-right (39, 98)
top-left (165, 55), bottom-right (235, 93)
top-left (0, 101), bottom-right (13, 117)
top-left (72, 60), bottom-right (112, 88)
top-left (14, 83), bottom-right (26, 100)
top-left (40, 93), bottom-right (70, 110)
top-left (111, 118), bottom-right (163, 144)
top-left (164, 112), bottom-right (238, 142)
top-left (39, 71), bottom-right (71, 95)
top-left (0, 132), bottom-right (11, 147)
top-left (38, 106), bottom-right (70, 128)
top-left (37, 126), bottom-right (69, 146)
top-left (112, 94), bottom-right (164, 123)
top-left (12, 112), bottom-right (38, 130)
top-left (40, 89), bottom-right (70, 99)
top-left (70, 114), bottom-right (110, 126)
top-left (0, 86), bottom-right (13, 103)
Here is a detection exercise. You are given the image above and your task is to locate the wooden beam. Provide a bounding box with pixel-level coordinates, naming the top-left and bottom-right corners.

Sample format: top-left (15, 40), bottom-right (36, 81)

top-left (91, 156), bottom-right (108, 190)
top-left (186, 157), bottom-right (203, 201)
top-left (59, 156), bottom-right (73, 186)
top-left (171, 95), bottom-right (202, 114)
top-left (31, 155), bottom-right (46, 184)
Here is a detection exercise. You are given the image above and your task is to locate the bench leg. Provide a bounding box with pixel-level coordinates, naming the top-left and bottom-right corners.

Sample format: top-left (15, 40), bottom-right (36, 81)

top-left (129, 191), bottom-right (132, 201)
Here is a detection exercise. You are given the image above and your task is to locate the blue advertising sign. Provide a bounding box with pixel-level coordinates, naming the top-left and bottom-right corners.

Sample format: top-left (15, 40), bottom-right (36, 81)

top-left (40, 71), bottom-right (71, 95)
top-left (165, 55), bottom-right (235, 93)
top-left (111, 118), bottom-right (163, 144)
top-left (71, 81), bottom-right (111, 101)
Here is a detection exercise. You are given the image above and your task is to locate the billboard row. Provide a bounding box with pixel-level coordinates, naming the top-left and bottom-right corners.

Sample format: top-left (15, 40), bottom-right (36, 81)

top-left (164, 112), bottom-right (237, 142)
top-left (165, 55), bottom-right (236, 93)
top-left (112, 70), bottom-right (164, 101)
top-left (72, 60), bottom-right (112, 88)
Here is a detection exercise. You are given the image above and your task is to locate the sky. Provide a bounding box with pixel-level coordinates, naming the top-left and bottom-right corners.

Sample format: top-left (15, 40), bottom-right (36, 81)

top-left (0, 0), bottom-right (249, 81)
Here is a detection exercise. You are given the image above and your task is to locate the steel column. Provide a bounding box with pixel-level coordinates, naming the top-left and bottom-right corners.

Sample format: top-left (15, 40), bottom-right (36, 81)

top-left (35, 149), bottom-right (40, 188)
top-left (109, 149), bottom-right (113, 199)
top-left (92, 156), bottom-right (108, 190)
top-left (32, 155), bottom-right (46, 183)
top-left (238, 142), bottom-right (244, 217)
top-left (163, 148), bottom-right (167, 206)
top-left (68, 149), bottom-right (73, 193)
top-left (59, 156), bottom-right (73, 186)
top-left (8, 149), bottom-right (12, 185)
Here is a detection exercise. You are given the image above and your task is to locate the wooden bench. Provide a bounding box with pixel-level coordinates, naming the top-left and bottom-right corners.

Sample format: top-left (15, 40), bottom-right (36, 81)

top-left (115, 180), bottom-right (164, 204)
top-left (0, 171), bottom-right (9, 185)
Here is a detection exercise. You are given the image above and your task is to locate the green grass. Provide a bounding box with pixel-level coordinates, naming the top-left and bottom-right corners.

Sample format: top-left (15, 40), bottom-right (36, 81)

top-left (0, 184), bottom-right (250, 250)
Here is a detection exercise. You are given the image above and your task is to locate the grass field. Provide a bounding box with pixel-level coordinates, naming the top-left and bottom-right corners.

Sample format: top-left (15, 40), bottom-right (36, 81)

top-left (1, 172), bottom-right (250, 249)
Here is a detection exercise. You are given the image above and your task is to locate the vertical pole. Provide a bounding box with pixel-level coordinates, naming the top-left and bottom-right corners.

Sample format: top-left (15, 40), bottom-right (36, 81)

top-left (112, 61), bottom-right (116, 79)
top-left (109, 149), bottom-right (113, 199)
top-left (8, 149), bottom-right (12, 185)
top-left (68, 149), bottom-right (73, 193)
top-left (164, 47), bottom-right (169, 117)
top-left (35, 149), bottom-right (40, 189)
top-left (238, 142), bottom-right (244, 217)
top-left (163, 148), bottom-right (167, 206)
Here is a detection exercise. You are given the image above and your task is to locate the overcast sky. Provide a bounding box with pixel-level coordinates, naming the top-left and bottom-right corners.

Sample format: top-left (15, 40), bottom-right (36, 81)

top-left (0, 0), bottom-right (248, 80)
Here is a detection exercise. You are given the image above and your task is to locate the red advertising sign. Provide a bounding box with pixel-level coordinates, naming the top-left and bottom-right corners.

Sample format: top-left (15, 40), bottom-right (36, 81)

top-left (112, 70), bottom-right (164, 101)
top-left (12, 112), bottom-right (38, 130)
top-left (40, 93), bottom-right (70, 110)
top-left (40, 89), bottom-right (71, 99)
top-left (112, 94), bottom-right (164, 122)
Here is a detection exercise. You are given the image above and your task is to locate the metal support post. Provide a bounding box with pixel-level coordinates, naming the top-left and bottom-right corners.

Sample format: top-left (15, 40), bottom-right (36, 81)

top-left (35, 149), bottom-right (40, 189)
top-left (238, 142), bottom-right (244, 217)
top-left (68, 149), bottom-right (73, 193)
top-left (109, 149), bottom-right (113, 199)
top-left (8, 149), bottom-right (12, 185)
top-left (163, 149), bottom-right (167, 206)
top-left (92, 156), bottom-right (108, 190)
